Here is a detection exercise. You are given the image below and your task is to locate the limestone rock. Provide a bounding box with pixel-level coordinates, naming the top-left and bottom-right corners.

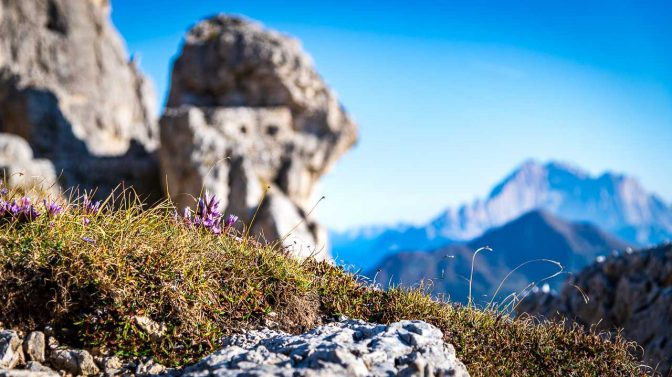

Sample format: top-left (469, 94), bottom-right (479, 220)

top-left (25, 361), bottom-right (58, 376)
top-left (49, 348), bottom-right (99, 376)
top-left (519, 244), bottom-right (672, 374)
top-left (181, 319), bottom-right (469, 377)
top-left (160, 16), bottom-right (357, 258)
top-left (94, 355), bottom-right (123, 374)
top-left (22, 332), bottom-right (45, 363)
top-left (0, 0), bottom-right (160, 199)
top-left (0, 134), bottom-right (58, 194)
top-left (0, 370), bottom-right (57, 377)
top-left (135, 357), bottom-right (165, 376)
top-left (133, 316), bottom-right (166, 343)
top-left (48, 349), bottom-right (78, 375)
top-left (0, 330), bottom-right (23, 369)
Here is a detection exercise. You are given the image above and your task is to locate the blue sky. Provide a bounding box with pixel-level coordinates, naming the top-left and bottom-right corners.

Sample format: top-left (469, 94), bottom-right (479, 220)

top-left (111, 0), bottom-right (672, 230)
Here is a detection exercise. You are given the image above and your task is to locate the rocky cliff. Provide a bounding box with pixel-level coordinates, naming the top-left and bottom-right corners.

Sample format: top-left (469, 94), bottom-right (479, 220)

top-left (519, 243), bottom-right (672, 375)
top-left (160, 15), bottom-right (358, 259)
top-left (0, 5), bottom-right (354, 256)
top-left (0, 0), bottom-right (159, 198)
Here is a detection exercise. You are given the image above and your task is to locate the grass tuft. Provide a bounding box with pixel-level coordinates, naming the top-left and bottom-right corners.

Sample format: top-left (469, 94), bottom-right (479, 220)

top-left (0, 187), bottom-right (646, 376)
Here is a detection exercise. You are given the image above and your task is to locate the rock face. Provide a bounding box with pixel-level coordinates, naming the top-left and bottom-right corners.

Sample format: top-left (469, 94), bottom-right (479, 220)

top-left (518, 243), bottom-right (672, 374)
top-left (22, 332), bottom-right (46, 364)
top-left (160, 15), bottom-right (358, 259)
top-left (0, 134), bottom-right (58, 194)
top-left (182, 319), bottom-right (469, 377)
top-left (0, 330), bottom-right (23, 369)
top-left (0, 0), bottom-right (160, 199)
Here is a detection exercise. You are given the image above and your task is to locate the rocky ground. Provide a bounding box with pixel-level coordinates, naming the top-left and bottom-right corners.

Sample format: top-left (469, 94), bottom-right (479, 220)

top-left (0, 326), bottom-right (168, 377)
top-left (0, 319), bottom-right (469, 377)
top-left (519, 243), bottom-right (672, 375)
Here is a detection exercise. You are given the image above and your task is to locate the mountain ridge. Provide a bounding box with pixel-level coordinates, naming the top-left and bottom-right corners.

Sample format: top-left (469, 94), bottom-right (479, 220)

top-left (370, 209), bottom-right (631, 304)
top-left (332, 160), bottom-right (672, 270)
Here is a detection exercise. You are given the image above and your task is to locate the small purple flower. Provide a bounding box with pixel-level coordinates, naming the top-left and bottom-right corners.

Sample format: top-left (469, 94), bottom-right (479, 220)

top-left (23, 204), bottom-right (39, 221)
top-left (8, 200), bottom-right (21, 217)
top-left (225, 214), bottom-right (238, 228)
top-left (211, 225), bottom-right (221, 235)
top-left (202, 214), bottom-right (218, 228)
top-left (43, 199), bottom-right (62, 217)
top-left (181, 193), bottom-right (235, 236)
top-left (82, 236), bottom-right (95, 244)
top-left (0, 187), bottom-right (7, 197)
top-left (82, 217), bottom-right (91, 226)
top-left (81, 194), bottom-right (101, 215)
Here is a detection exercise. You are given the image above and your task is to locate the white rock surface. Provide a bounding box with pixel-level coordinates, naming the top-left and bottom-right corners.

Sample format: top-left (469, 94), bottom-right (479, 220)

top-left (181, 319), bottom-right (469, 377)
top-left (0, 331), bottom-right (23, 370)
top-left (22, 332), bottom-right (45, 364)
top-left (49, 348), bottom-right (99, 376)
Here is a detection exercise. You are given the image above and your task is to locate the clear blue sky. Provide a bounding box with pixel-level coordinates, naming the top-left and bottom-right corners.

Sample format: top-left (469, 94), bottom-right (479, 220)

top-left (111, 0), bottom-right (672, 230)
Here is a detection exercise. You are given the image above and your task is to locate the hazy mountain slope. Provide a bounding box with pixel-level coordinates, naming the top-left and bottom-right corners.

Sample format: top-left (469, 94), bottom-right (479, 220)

top-left (431, 160), bottom-right (672, 244)
top-left (370, 210), bottom-right (631, 304)
top-left (334, 160), bottom-right (672, 270)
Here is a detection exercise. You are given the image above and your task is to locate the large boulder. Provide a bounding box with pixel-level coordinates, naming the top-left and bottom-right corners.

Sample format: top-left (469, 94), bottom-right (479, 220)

top-left (518, 243), bottom-right (672, 374)
top-left (0, 0), bottom-right (160, 199)
top-left (160, 15), bottom-right (358, 258)
top-left (181, 319), bottom-right (470, 377)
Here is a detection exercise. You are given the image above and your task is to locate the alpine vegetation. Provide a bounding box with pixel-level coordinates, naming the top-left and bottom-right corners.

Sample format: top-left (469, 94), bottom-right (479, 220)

top-left (0, 184), bottom-right (646, 376)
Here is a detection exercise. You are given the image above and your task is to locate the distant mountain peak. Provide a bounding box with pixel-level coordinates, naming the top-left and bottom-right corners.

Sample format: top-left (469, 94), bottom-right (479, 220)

top-left (489, 160), bottom-right (590, 199)
top-left (432, 160), bottom-right (672, 245)
top-left (332, 160), bottom-right (672, 270)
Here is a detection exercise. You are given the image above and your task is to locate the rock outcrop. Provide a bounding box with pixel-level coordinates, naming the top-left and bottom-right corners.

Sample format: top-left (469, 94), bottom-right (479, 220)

top-left (0, 328), bottom-right (170, 376)
top-left (182, 319), bottom-right (469, 377)
top-left (518, 243), bottom-right (672, 375)
top-left (0, 134), bottom-right (58, 194)
top-left (0, 320), bottom-right (467, 376)
top-left (160, 15), bottom-right (358, 259)
top-left (0, 0), bottom-right (160, 199)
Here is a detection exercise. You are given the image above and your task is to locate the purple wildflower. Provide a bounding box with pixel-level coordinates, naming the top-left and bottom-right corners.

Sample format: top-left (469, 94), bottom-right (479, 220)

top-left (23, 203), bottom-right (40, 221)
top-left (225, 214), bottom-right (238, 228)
top-left (180, 193), bottom-right (237, 236)
top-left (82, 236), bottom-right (95, 244)
top-left (82, 217), bottom-right (91, 226)
top-left (0, 197), bottom-right (40, 223)
top-left (182, 208), bottom-right (193, 226)
top-left (81, 194), bottom-right (101, 215)
top-left (8, 200), bottom-right (21, 217)
top-left (0, 187), bottom-right (7, 197)
top-left (43, 199), bottom-right (63, 217)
